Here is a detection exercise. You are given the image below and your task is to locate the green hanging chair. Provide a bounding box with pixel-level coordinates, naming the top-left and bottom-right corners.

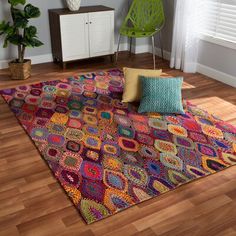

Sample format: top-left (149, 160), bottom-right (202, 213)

top-left (116, 0), bottom-right (165, 69)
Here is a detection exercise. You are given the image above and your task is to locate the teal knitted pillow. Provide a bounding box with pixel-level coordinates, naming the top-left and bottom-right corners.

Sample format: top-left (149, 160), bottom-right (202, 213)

top-left (138, 76), bottom-right (184, 114)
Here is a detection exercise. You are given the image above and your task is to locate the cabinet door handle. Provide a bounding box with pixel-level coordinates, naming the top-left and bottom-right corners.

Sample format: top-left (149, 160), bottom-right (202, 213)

top-left (89, 22), bottom-right (92, 24)
top-left (86, 22), bottom-right (88, 24)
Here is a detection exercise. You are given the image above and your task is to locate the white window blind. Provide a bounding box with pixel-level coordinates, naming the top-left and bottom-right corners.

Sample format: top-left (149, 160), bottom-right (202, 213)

top-left (201, 0), bottom-right (236, 43)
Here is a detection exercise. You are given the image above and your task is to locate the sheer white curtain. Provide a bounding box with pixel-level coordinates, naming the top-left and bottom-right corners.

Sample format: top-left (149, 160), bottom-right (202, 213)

top-left (170, 0), bottom-right (202, 73)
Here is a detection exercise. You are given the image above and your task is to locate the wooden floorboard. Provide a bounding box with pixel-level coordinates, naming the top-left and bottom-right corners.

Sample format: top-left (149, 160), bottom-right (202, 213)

top-left (0, 52), bottom-right (235, 236)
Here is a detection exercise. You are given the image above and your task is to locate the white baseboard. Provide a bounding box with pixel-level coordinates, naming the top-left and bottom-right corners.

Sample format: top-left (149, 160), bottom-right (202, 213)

top-left (30, 54), bottom-right (53, 65)
top-left (116, 42), bottom-right (129, 52)
top-left (0, 60), bottom-right (8, 70)
top-left (117, 42), bottom-right (150, 54)
top-left (197, 64), bottom-right (236, 88)
top-left (134, 44), bottom-right (151, 54)
top-left (132, 44), bottom-right (171, 60)
top-left (0, 53), bottom-right (53, 70)
top-left (0, 44), bottom-right (170, 70)
top-left (0, 43), bottom-right (131, 70)
top-left (154, 47), bottom-right (171, 60)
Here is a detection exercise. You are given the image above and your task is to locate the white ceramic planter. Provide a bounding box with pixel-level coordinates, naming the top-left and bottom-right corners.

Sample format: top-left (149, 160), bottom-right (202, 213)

top-left (66, 0), bottom-right (81, 11)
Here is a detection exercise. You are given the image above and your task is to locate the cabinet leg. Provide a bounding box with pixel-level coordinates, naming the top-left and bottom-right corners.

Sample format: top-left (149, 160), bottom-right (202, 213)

top-left (62, 62), bottom-right (67, 70)
top-left (110, 54), bottom-right (115, 63)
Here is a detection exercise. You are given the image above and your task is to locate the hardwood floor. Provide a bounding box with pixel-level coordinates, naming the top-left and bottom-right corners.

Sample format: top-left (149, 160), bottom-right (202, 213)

top-left (0, 52), bottom-right (236, 236)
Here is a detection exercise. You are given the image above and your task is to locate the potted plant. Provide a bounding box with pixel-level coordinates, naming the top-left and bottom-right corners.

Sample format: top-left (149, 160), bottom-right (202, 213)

top-left (0, 0), bottom-right (43, 80)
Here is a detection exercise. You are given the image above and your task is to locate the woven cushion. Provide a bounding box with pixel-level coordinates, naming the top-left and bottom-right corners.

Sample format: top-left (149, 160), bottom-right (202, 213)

top-left (138, 76), bottom-right (184, 114)
top-left (122, 67), bottom-right (162, 103)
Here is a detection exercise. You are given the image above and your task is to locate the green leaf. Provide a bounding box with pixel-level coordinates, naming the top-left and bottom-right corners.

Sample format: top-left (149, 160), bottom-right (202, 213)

top-left (11, 8), bottom-right (25, 19)
top-left (21, 38), bottom-right (31, 47)
top-left (15, 18), bottom-right (28, 28)
top-left (3, 38), bottom-right (8, 48)
top-left (27, 38), bottom-right (43, 47)
top-left (24, 26), bottom-right (37, 38)
top-left (6, 34), bottom-right (23, 46)
top-left (1, 2), bottom-right (43, 50)
top-left (24, 4), bottom-right (40, 19)
top-left (0, 21), bottom-right (9, 32)
top-left (8, 0), bottom-right (26, 6)
top-left (5, 26), bottom-right (15, 35)
top-left (24, 38), bottom-right (43, 48)
top-left (0, 21), bottom-right (15, 35)
top-left (11, 8), bottom-right (28, 28)
top-left (0, 21), bottom-right (6, 31)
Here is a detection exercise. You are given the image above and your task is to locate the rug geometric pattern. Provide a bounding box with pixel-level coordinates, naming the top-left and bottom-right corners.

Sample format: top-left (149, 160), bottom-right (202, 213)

top-left (1, 69), bottom-right (236, 224)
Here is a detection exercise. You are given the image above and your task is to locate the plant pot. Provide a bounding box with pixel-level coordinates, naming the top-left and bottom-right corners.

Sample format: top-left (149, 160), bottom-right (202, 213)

top-left (8, 59), bottom-right (31, 80)
top-left (66, 0), bottom-right (81, 11)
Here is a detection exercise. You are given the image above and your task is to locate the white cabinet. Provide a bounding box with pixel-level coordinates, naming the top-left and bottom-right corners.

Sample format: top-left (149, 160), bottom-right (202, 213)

top-left (60, 13), bottom-right (90, 61)
top-left (88, 11), bottom-right (114, 57)
top-left (49, 6), bottom-right (115, 68)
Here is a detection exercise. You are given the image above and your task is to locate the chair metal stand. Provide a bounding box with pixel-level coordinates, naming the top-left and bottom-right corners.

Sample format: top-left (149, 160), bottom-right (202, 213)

top-left (129, 37), bottom-right (133, 57)
top-left (116, 35), bottom-right (133, 63)
top-left (116, 34), bottom-right (122, 64)
top-left (116, 34), bottom-right (159, 70)
top-left (159, 31), bottom-right (164, 59)
top-left (151, 36), bottom-right (156, 70)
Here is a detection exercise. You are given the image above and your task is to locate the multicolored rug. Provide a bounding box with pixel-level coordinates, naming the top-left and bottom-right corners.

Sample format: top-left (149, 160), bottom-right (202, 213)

top-left (1, 69), bottom-right (236, 224)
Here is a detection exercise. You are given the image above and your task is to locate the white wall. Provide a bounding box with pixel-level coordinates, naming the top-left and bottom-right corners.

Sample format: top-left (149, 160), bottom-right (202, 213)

top-left (198, 40), bottom-right (236, 78)
top-left (155, 0), bottom-right (174, 52)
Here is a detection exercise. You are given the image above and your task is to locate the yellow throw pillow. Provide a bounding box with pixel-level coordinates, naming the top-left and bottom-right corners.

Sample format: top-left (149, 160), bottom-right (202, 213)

top-left (122, 67), bottom-right (162, 102)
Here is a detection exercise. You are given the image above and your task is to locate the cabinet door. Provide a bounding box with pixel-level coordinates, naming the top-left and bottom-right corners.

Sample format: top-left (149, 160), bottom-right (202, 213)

top-left (88, 11), bottom-right (114, 57)
top-left (60, 14), bottom-right (89, 61)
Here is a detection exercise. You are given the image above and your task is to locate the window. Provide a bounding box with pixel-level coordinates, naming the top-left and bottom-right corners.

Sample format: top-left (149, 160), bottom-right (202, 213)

top-left (201, 0), bottom-right (236, 45)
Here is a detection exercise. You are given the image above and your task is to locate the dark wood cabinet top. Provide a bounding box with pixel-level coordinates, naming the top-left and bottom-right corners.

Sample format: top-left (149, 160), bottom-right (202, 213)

top-left (49, 5), bottom-right (114, 15)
